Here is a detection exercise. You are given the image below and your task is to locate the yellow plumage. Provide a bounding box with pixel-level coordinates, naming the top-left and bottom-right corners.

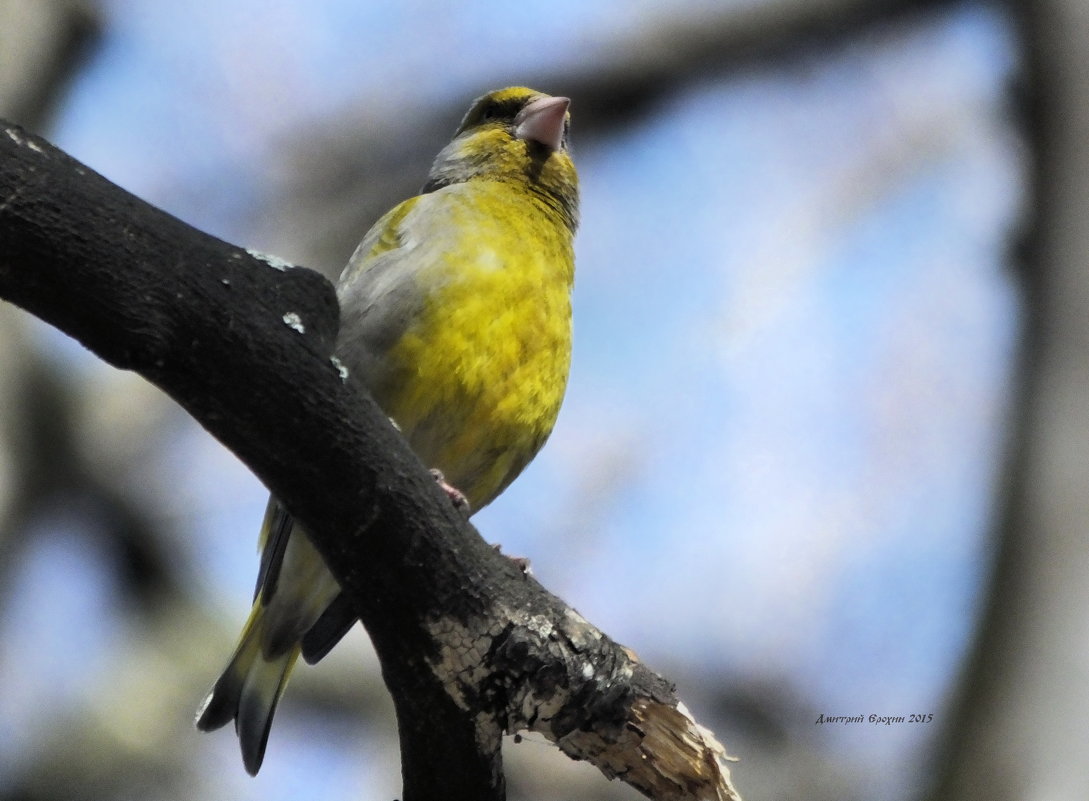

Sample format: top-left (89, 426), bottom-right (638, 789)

top-left (197, 87), bottom-right (578, 774)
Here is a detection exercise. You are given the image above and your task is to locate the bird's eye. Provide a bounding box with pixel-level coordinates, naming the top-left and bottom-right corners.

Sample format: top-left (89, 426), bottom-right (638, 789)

top-left (479, 102), bottom-right (500, 121)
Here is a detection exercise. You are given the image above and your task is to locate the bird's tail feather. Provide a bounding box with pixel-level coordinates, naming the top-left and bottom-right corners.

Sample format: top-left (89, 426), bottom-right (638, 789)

top-left (196, 603), bottom-right (299, 775)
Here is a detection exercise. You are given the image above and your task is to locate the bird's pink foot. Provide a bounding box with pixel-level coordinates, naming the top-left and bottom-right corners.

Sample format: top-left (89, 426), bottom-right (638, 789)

top-left (429, 469), bottom-right (470, 514)
top-left (492, 543), bottom-right (532, 576)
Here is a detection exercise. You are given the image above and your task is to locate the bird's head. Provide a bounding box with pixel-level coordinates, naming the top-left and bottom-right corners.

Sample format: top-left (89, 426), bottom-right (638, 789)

top-left (424, 87), bottom-right (578, 231)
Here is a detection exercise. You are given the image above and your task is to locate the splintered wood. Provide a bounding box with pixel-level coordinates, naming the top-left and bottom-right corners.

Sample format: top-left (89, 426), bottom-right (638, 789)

top-left (555, 694), bottom-right (742, 801)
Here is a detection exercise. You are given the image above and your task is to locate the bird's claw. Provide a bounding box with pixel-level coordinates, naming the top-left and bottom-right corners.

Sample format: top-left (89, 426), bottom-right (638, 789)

top-left (492, 543), bottom-right (532, 576)
top-left (430, 469), bottom-right (471, 515)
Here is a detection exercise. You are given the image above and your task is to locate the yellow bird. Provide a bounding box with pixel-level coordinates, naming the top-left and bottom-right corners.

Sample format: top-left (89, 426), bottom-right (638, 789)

top-left (196, 87), bottom-right (578, 775)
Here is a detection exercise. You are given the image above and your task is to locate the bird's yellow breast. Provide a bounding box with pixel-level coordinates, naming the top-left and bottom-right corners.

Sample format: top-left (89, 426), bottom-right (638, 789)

top-left (339, 181), bottom-right (574, 510)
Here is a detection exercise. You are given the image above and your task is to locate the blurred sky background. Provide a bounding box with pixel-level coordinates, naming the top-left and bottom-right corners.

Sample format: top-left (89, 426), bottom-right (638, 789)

top-left (0, 1), bottom-right (1024, 800)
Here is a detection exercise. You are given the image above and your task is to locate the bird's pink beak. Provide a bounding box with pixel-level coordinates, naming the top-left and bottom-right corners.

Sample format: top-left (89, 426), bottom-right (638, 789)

top-left (514, 96), bottom-right (570, 152)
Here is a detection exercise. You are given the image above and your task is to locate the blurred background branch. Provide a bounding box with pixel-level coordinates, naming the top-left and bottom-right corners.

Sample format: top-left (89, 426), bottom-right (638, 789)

top-left (263, 0), bottom-right (967, 271)
top-left (0, 0), bottom-right (98, 129)
top-left (928, 1), bottom-right (1089, 798)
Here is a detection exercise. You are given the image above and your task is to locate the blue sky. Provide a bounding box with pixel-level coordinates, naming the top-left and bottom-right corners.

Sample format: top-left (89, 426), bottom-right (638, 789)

top-left (2, 1), bottom-right (1022, 798)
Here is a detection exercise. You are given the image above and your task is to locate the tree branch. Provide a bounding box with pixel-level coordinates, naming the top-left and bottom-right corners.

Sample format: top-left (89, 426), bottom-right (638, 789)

top-left (0, 120), bottom-right (741, 801)
top-left (927, 0), bottom-right (1089, 797)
